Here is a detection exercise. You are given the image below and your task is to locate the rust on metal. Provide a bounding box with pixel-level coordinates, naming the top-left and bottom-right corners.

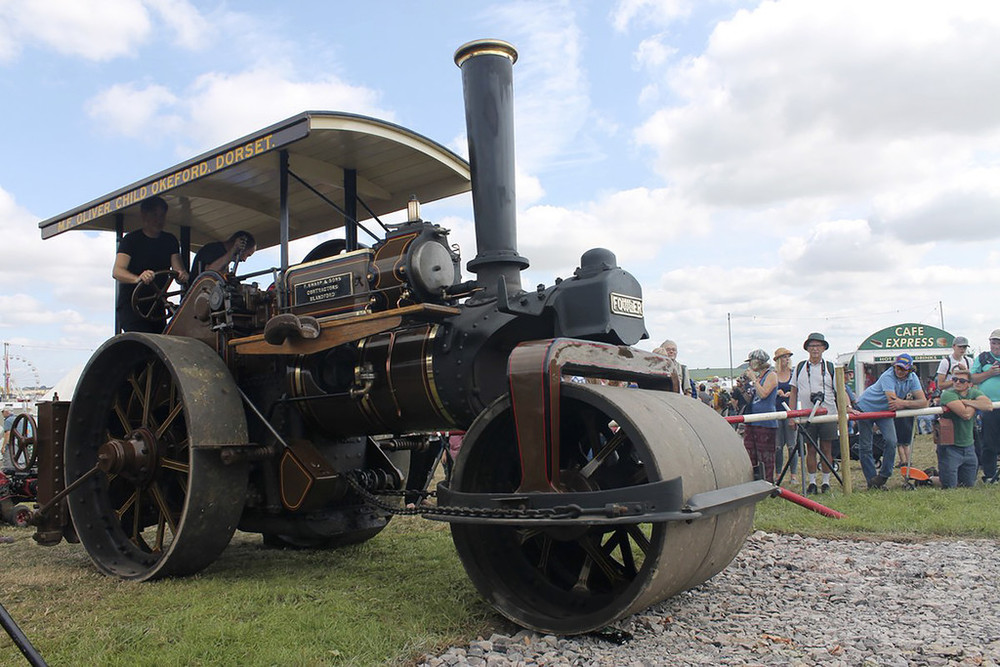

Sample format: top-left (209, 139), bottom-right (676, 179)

top-left (507, 338), bottom-right (681, 492)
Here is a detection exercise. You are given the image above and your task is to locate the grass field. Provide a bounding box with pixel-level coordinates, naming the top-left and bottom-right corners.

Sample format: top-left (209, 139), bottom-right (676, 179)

top-left (2, 433), bottom-right (997, 665)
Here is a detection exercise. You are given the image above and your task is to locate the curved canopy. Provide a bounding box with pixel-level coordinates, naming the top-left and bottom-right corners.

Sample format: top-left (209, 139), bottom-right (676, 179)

top-left (38, 111), bottom-right (471, 251)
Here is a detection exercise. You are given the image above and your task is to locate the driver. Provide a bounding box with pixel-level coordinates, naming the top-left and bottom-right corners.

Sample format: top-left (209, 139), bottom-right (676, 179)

top-left (190, 230), bottom-right (256, 277)
top-left (112, 196), bottom-right (189, 333)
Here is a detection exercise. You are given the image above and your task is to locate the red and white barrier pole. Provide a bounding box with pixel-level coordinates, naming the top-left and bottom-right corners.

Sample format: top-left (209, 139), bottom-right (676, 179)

top-left (772, 486), bottom-right (846, 519)
top-left (727, 401), bottom-right (1000, 425)
top-left (726, 407), bottom-right (827, 424)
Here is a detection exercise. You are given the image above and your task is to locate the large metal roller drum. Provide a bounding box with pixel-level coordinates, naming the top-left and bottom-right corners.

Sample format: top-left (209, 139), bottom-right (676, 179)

top-left (450, 382), bottom-right (754, 635)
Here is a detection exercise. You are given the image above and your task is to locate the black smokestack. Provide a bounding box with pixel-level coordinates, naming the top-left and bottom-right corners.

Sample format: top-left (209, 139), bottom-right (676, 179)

top-left (454, 39), bottom-right (529, 297)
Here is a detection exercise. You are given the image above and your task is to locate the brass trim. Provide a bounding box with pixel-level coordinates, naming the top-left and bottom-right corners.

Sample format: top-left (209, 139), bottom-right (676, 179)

top-left (454, 39), bottom-right (518, 67)
top-left (423, 324), bottom-right (456, 425)
top-left (279, 450), bottom-right (313, 511)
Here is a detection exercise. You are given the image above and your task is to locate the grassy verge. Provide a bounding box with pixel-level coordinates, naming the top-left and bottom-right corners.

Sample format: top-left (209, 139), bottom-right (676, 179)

top-left (0, 519), bottom-right (500, 666)
top-left (758, 433), bottom-right (1000, 539)
top-left (2, 434), bottom-right (996, 664)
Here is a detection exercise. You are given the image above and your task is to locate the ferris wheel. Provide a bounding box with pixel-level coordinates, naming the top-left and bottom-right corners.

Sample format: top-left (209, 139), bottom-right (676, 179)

top-left (2, 348), bottom-right (41, 401)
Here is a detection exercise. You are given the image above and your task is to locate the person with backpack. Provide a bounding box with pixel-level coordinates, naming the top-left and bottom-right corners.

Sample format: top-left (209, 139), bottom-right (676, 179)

top-left (788, 332), bottom-right (839, 494)
top-left (935, 336), bottom-right (973, 394)
top-left (852, 353), bottom-right (928, 490)
top-left (971, 329), bottom-right (1000, 483)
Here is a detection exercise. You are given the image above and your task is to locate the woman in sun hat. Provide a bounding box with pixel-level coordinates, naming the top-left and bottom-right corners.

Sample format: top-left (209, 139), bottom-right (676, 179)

top-left (772, 347), bottom-right (797, 483)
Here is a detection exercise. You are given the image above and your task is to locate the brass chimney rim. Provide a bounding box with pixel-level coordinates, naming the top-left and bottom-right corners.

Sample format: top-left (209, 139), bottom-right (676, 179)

top-left (454, 39), bottom-right (518, 67)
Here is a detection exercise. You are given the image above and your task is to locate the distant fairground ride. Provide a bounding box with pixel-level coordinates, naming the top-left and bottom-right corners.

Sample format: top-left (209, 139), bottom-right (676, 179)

top-left (1, 342), bottom-right (41, 405)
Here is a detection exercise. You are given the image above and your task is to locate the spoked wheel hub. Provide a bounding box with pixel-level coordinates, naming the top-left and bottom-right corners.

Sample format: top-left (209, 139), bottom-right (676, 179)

top-left (97, 429), bottom-right (159, 483)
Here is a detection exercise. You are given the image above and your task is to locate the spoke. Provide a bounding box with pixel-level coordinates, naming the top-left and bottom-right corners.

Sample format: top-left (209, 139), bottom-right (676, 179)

top-left (115, 488), bottom-right (139, 521)
top-left (154, 514), bottom-right (167, 552)
top-left (572, 554), bottom-right (595, 592)
top-left (160, 457), bottom-right (190, 474)
top-left (111, 399), bottom-right (132, 435)
top-left (536, 534), bottom-right (553, 571)
top-left (127, 375), bottom-right (147, 426)
top-left (132, 529), bottom-right (151, 552)
top-left (142, 360), bottom-right (154, 427)
top-left (155, 400), bottom-right (184, 439)
top-left (148, 481), bottom-right (178, 536)
top-left (131, 487), bottom-right (143, 543)
top-left (516, 527), bottom-right (543, 545)
top-left (580, 431), bottom-right (626, 479)
top-left (608, 529), bottom-right (637, 576)
top-left (578, 534), bottom-right (627, 585)
top-left (625, 524), bottom-right (651, 556)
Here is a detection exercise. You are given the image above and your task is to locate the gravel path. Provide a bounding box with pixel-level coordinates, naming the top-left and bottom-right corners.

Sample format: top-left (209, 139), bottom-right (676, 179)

top-left (418, 531), bottom-right (1000, 666)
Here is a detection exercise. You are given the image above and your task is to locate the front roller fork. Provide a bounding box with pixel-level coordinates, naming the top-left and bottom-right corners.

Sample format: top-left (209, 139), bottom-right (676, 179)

top-left (436, 338), bottom-right (772, 525)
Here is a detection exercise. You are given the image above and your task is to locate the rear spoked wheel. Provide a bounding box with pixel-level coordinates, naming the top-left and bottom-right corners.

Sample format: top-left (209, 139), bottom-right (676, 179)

top-left (65, 334), bottom-right (248, 580)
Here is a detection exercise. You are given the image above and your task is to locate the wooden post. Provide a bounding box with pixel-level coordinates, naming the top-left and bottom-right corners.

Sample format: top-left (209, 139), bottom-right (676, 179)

top-left (835, 366), bottom-right (852, 494)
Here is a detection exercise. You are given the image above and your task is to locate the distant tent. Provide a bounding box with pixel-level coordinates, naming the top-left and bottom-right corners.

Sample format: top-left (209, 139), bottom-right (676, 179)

top-left (41, 364), bottom-right (85, 402)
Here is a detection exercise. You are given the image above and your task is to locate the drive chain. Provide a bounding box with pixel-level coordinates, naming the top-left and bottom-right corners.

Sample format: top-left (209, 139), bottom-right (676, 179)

top-left (346, 475), bottom-right (579, 520)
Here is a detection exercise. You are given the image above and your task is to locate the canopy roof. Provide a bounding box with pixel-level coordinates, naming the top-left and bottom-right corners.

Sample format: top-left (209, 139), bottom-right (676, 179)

top-left (38, 111), bottom-right (471, 251)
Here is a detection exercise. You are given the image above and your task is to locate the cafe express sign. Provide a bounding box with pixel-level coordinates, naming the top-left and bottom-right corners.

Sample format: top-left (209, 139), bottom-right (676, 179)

top-left (858, 322), bottom-right (953, 363)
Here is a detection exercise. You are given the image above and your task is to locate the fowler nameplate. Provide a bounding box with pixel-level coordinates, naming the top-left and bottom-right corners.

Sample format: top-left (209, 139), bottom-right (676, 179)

top-left (610, 292), bottom-right (643, 318)
top-left (295, 272), bottom-right (354, 304)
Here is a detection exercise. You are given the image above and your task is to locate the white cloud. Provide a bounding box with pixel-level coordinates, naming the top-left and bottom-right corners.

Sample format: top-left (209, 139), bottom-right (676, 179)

top-left (86, 83), bottom-right (181, 138)
top-left (871, 168), bottom-right (1000, 243)
top-left (634, 35), bottom-right (675, 69)
top-left (610, 0), bottom-right (692, 32)
top-left (0, 0), bottom-right (214, 62)
top-left (0, 187), bottom-right (125, 383)
top-left (183, 67), bottom-right (390, 149)
top-left (3, 0), bottom-right (151, 61)
top-left (144, 0), bottom-right (211, 50)
top-left (85, 66), bottom-right (390, 153)
top-left (635, 1), bottom-right (1000, 210)
top-left (780, 219), bottom-right (901, 275)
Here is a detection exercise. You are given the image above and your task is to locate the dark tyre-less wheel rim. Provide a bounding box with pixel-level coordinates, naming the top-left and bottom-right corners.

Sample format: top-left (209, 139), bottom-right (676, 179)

top-left (451, 384), bottom-right (755, 635)
top-left (65, 334), bottom-right (249, 581)
top-left (9, 413), bottom-right (37, 472)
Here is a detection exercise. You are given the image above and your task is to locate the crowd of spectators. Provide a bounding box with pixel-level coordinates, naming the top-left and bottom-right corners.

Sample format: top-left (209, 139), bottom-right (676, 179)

top-left (656, 329), bottom-right (1000, 493)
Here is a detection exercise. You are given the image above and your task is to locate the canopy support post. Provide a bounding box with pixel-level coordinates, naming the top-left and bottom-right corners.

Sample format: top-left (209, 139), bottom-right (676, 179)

top-left (345, 168), bottom-right (358, 252)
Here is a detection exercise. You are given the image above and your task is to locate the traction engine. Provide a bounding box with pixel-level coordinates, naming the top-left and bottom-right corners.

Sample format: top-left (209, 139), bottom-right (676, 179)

top-left (27, 39), bottom-right (770, 635)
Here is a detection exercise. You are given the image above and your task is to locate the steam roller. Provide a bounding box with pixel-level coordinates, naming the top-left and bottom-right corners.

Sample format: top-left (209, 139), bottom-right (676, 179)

top-left (23, 37), bottom-right (772, 638)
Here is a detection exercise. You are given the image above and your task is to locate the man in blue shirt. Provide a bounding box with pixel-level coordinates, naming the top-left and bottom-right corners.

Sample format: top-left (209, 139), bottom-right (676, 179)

top-left (971, 329), bottom-right (1000, 482)
top-left (852, 353), bottom-right (927, 489)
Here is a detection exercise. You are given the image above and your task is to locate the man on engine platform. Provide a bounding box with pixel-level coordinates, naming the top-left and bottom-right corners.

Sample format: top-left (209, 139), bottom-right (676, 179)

top-left (112, 196), bottom-right (189, 333)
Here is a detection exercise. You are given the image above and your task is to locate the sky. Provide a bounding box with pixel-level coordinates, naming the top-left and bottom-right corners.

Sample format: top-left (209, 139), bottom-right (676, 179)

top-left (1, 0), bottom-right (999, 388)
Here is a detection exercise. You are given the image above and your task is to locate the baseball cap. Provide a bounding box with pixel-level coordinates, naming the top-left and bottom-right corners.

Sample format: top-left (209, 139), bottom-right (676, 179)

top-left (893, 353), bottom-right (914, 370)
top-left (953, 336), bottom-right (969, 347)
top-left (773, 347), bottom-right (793, 359)
top-left (745, 349), bottom-right (769, 364)
top-left (990, 329), bottom-right (1000, 341)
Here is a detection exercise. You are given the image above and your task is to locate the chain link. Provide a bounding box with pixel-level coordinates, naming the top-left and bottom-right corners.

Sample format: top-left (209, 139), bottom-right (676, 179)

top-left (346, 475), bottom-right (580, 520)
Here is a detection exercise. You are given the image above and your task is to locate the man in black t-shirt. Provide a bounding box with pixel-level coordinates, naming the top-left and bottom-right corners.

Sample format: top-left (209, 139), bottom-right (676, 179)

top-left (112, 196), bottom-right (189, 333)
top-left (190, 230), bottom-right (256, 277)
